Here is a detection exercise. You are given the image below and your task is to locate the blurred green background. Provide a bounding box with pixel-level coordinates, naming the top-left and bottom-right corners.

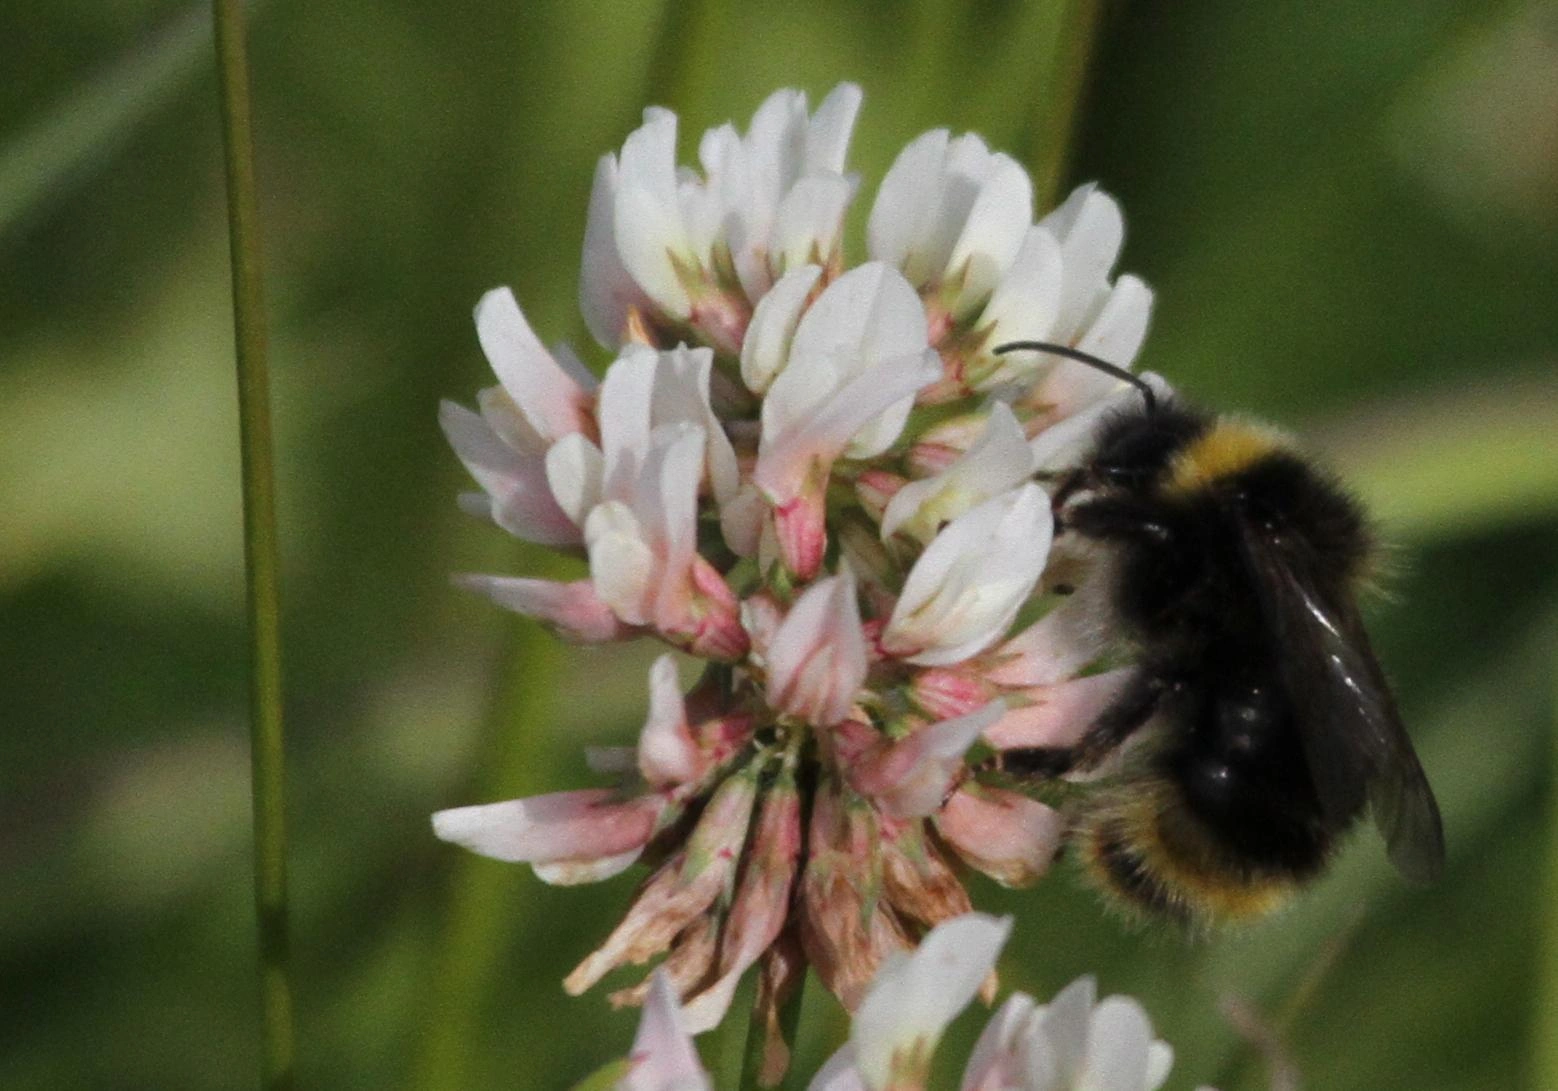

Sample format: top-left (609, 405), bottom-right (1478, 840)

top-left (4, 1), bottom-right (1557, 1088)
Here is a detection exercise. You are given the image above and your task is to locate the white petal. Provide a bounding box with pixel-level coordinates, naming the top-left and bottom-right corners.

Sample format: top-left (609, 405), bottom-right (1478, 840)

top-left (544, 433), bottom-right (605, 526)
top-left (1039, 976), bottom-right (1096, 1084)
top-left (597, 347), bottom-right (659, 499)
top-left (584, 501), bottom-right (656, 625)
top-left (867, 129), bottom-right (950, 271)
top-left (804, 82), bottom-right (864, 174)
top-left (852, 914), bottom-right (1013, 1090)
top-left (761, 261), bottom-right (935, 460)
top-left (1144, 1041), bottom-right (1174, 1090)
top-left (883, 484), bottom-right (1053, 666)
top-left (579, 155), bottom-right (637, 349)
top-left (638, 654), bottom-right (698, 786)
top-left (946, 155), bottom-right (1033, 314)
top-left (650, 345), bottom-right (740, 504)
top-left (642, 424), bottom-right (706, 598)
top-left (615, 183), bottom-right (694, 319)
top-left (550, 340), bottom-right (599, 391)
top-left (1082, 997), bottom-right (1152, 1091)
top-left (754, 349), bottom-right (940, 503)
top-left (1075, 273), bottom-right (1154, 371)
top-left (741, 263), bottom-right (823, 394)
top-left (807, 1045), bottom-right (870, 1091)
top-left (881, 401), bottom-right (1034, 543)
top-left (474, 286), bottom-right (589, 441)
top-left (622, 970), bottom-right (713, 1091)
top-left (438, 401), bottom-right (577, 546)
top-left (961, 993), bottom-right (1037, 1091)
top-left (979, 227), bottom-right (1065, 377)
top-left (1042, 184), bottom-right (1124, 335)
top-left (769, 174), bottom-right (855, 279)
top-left (532, 849), bottom-right (642, 886)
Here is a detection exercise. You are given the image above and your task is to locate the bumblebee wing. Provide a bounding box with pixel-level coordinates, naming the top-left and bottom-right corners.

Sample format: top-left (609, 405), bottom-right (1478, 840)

top-left (1244, 535), bottom-right (1446, 883)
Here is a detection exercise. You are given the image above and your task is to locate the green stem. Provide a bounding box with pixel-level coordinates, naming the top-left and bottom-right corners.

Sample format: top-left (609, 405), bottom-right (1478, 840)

top-left (1538, 634), bottom-right (1558, 1086)
top-left (213, 2), bottom-right (293, 1088)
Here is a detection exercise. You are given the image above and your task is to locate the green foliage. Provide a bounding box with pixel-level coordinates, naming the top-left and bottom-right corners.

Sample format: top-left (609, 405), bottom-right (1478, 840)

top-left (1, 2), bottom-right (1554, 1089)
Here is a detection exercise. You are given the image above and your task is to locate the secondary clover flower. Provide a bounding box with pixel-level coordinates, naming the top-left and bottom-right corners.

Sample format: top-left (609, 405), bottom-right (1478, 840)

top-left (808, 913), bottom-right (1195, 1091)
top-left (432, 82), bottom-right (1156, 1079)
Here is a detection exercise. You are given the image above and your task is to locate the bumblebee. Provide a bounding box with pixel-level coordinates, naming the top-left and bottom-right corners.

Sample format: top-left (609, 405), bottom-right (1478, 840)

top-left (988, 341), bottom-right (1445, 925)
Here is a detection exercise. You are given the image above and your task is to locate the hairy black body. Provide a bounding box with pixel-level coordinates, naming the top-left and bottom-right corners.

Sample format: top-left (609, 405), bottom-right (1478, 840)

top-left (996, 397), bottom-right (1444, 923)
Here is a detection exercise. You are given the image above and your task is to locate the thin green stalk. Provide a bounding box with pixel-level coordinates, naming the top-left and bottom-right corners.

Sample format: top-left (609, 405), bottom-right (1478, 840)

top-left (213, 2), bottom-right (293, 1088)
top-left (1538, 635), bottom-right (1558, 1086)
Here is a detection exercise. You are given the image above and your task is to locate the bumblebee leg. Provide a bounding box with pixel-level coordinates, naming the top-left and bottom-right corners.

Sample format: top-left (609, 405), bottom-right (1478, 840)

top-left (990, 672), bottom-right (1165, 780)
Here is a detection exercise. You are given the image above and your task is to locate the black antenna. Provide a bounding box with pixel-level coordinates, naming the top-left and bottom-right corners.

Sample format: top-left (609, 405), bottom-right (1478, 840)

top-left (993, 340), bottom-right (1156, 415)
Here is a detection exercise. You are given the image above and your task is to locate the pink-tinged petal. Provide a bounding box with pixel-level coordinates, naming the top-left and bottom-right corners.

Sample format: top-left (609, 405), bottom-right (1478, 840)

top-left (621, 971), bottom-right (712, 1091)
top-left (936, 787), bottom-right (1063, 887)
top-left (741, 264), bottom-right (823, 395)
top-left (431, 789), bottom-right (663, 866)
top-left (438, 401), bottom-right (580, 547)
top-left (682, 557), bottom-right (751, 662)
top-left (638, 654), bottom-right (701, 786)
top-left (882, 484), bottom-right (1052, 666)
top-left (770, 471), bottom-right (829, 581)
top-left (851, 702), bottom-right (1004, 819)
top-left (960, 993), bottom-right (1038, 1091)
top-left (683, 775), bottom-right (802, 1033)
top-left (755, 347), bottom-right (941, 509)
top-left (851, 914), bottom-right (1013, 1091)
top-left (718, 482), bottom-right (767, 559)
top-left (767, 571), bottom-right (868, 726)
top-left (474, 286), bottom-right (594, 442)
top-left (910, 668), bottom-right (998, 720)
top-left (982, 669), bottom-right (1134, 751)
top-left (800, 783), bottom-right (912, 1010)
top-left (566, 772), bottom-right (758, 996)
top-left (454, 575), bottom-right (632, 644)
top-left (880, 402), bottom-right (1034, 544)
top-left (983, 598), bottom-right (1110, 687)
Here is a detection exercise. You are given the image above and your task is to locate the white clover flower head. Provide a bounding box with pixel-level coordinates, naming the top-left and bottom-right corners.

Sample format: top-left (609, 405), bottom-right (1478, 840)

top-left (808, 913), bottom-right (1192, 1091)
top-left (433, 83), bottom-right (1158, 1081)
